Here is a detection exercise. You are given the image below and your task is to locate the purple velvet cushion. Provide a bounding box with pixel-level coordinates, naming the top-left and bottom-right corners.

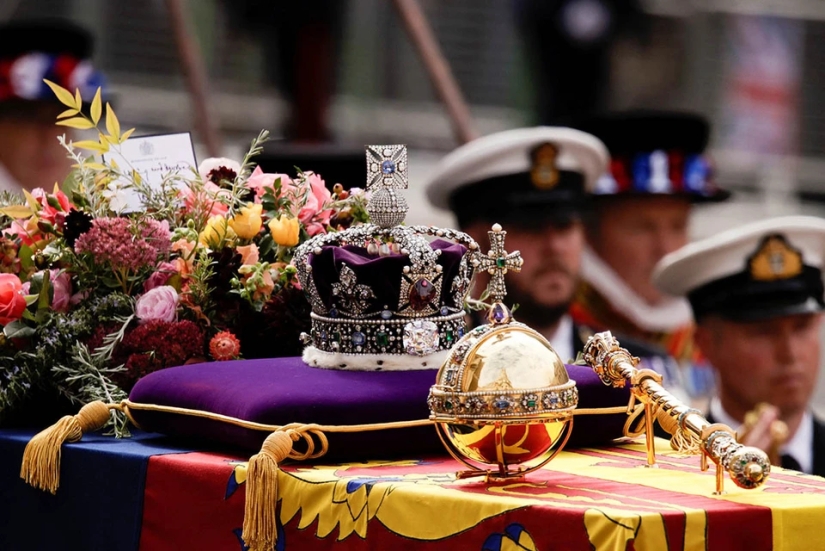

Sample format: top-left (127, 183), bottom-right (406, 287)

top-left (128, 357), bottom-right (630, 461)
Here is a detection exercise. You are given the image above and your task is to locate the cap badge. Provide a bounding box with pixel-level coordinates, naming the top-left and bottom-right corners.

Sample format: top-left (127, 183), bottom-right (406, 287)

top-left (748, 234), bottom-right (803, 281)
top-left (530, 143), bottom-right (559, 189)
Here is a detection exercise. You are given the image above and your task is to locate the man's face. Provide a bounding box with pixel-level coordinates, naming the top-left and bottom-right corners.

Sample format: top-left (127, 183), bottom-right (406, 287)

top-left (695, 313), bottom-right (822, 420)
top-left (464, 219), bottom-right (584, 324)
top-left (589, 196), bottom-right (691, 305)
top-left (0, 108), bottom-right (73, 191)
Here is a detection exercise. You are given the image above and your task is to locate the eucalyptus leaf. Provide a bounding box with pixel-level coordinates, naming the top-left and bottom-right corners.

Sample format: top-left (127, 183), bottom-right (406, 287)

top-left (37, 270), bottom-right (52, 312)
top-left (101, 276), bottom-right (122, 288)
top-left (3, 321), bottom-right (35, 339)
top-left (19, 245), bottom-right (33, 271)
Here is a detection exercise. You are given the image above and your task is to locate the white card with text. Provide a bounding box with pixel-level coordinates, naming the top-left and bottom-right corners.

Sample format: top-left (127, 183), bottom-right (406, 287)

top-left (103, 132), bottom-right (198, 211)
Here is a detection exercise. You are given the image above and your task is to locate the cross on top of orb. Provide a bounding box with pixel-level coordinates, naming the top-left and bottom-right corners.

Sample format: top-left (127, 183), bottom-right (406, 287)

top-left (366, 145), bottom-right (409, 191)
top-left (474, 224), bottom-right (523, 303)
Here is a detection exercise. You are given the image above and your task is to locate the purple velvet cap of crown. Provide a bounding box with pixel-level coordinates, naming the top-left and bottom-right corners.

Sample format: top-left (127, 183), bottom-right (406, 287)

top-left (309, 238), bottom-right (468, 315)
top-left (127, 357), bottom-right (630, 460)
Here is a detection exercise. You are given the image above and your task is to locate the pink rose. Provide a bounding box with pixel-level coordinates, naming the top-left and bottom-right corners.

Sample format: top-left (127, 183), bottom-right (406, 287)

top-left (247, 166), bottom-right (294, 201)
top-left (0, 273), bottom-right (26, 325)
top-left (136, 286), bottom-right (179, 324)
top-left (303, 222), bottom-right (326, 237)
top-left (144, 262), bottom-right (178, 292)
top-left (297, 172), bottom-right (332, 235)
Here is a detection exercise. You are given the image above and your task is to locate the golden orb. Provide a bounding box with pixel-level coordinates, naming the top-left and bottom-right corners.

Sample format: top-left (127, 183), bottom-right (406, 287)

top-left (428, 315), bottom-right (577, 480)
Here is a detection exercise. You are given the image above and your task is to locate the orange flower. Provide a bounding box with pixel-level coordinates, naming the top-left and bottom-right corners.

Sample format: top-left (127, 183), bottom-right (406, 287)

top-left (209, 331), bottom-right (241, 361)
top-left (228, 203), bottom-right (263, 240)
top-left (237, 243), bottom-right (260, 266)
top-left (267, 216), bottom-right (300, 247)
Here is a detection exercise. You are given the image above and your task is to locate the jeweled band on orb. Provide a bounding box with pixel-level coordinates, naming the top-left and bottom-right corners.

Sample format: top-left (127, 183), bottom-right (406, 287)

top-left (429, 380), bottom-right (578, 421)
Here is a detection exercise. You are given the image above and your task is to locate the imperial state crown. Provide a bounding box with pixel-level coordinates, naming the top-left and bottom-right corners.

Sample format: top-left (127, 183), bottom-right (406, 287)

top-left (295, 145), bottom-right (479, 370)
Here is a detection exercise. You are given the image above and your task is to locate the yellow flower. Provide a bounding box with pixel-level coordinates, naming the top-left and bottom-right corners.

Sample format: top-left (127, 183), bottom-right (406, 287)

top-left (228, 203), bottom-right (263, 240)
top-left (199, 215), bottom-right (235, 248)
top-left (268, 216), bottom-right (300, 247)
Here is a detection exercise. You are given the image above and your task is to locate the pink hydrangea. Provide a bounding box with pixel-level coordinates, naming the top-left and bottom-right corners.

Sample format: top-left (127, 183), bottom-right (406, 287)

top-left (74, 217), bottom-right (172, 272)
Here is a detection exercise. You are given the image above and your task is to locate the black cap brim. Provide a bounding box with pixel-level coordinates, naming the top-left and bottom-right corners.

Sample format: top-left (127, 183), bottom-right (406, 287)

top-left (715, 296), bottom-right (824, 323)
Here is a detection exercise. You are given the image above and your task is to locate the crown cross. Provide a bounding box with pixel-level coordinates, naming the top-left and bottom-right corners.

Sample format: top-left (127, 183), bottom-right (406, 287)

top-left (474, 224), bottom-right (523, 303)
top-left (366, 145), bottom-right (408, 190)
top-left (365, 145), bottom-right (410, 229)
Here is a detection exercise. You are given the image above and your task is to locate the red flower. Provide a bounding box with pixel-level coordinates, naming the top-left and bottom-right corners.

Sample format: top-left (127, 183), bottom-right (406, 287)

top-left (210, 331), bottom-right (241, 361)
top-left (109, 319), bottom-right (205, 390)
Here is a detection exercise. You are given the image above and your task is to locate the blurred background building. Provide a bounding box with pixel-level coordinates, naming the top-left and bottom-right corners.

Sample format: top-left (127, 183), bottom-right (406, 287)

top-left (4, 0), bottom-right (825, 403)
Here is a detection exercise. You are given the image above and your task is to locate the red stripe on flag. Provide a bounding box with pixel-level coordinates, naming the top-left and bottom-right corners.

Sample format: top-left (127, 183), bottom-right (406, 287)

top-left (140, 452), bottom-right (246, 551)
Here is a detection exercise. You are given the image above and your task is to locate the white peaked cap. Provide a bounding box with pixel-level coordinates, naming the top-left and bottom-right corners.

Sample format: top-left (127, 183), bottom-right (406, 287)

top-left (654, 216), bottom-right (825, 321)
top-left (425, 127), bottom-right (609, 210)
top-left (655, 216), bottom-right (825, 297)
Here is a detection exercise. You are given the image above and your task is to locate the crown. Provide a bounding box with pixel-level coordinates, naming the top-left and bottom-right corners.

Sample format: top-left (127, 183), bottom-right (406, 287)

top-left (295, 145), bottom-right (480, 370)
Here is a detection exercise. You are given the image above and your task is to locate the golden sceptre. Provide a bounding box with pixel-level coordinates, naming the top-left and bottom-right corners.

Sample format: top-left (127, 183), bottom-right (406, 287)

top-left (582, 331), bottom-right (770, 494)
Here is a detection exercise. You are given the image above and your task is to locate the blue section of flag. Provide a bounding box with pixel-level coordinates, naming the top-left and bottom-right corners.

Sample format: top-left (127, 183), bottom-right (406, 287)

top-left (482, 533), bottom-right (504, 551)
top-left (0, 428), bottom-right (194, 551)
top-left (346, 477), bottom-right (404, 494)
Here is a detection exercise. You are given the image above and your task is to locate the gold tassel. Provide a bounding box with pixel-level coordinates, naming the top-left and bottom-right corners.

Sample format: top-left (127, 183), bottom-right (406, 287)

top-left (19, 401), bottom-right (112, 494)
top-left (242, 431), bottom-right (294, 551)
